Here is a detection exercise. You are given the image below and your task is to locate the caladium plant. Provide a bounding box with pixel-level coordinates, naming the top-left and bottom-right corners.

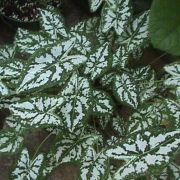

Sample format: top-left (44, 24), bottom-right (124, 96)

top-left (0, 1), bottom-right (180, 180)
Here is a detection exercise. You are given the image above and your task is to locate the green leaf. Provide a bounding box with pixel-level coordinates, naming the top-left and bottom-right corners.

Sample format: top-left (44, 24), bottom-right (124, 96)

top-left (169, 162), bottom-right (180, 179)
top-left (0, 131), bottom-right (23, 154)
top-left (79, 147), bottom-right (109, 180)
top-left (149, 0), bottom-right (180, 56)
top-left (106, 129), bottom-right (180, 180)
top-left (11, 148), bottom-right (44, 180)
top-left (88, 0), bottom-right (103, 12)
top-left (15, 29), bottom-right (56, 54)
top-left (118, 11), bottom-right (149, 54)
top-left (9, 96), bottom-right (64, 128)
top-left (17, 39), bottom-right (87, 93)
top-left (100, 0), bottom-right (132, 35)
top-left (58, 74), bottom-right (91, 131)
top-left (40, 6), bottom-right (68, 38)
top-left (84, 43), bottom-right (111, 80)
top-left (43, 134), bottom-right (99, 176)
top-left (0, 45), bottom-right (15, 61)
top-left (114, 73), bottom-right (139, 108)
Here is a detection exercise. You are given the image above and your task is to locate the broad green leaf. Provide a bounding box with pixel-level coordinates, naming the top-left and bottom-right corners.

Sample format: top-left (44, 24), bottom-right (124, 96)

top-left (15, 28), bottom-right (56, 54)
top-left (164, 63), bottom-right (180, 87)
top-left (114, 73), bottom-right (139, 108)
top-left (101, 0), bottom-right (132, 35)
top-left (149, 0), bottom-right (180, 56)
top-left (89, 0), bottom-right (103, 12)
top-left (58, 74), bottom-right (91, 131)
top-left (43, 134), bottom-right (99, 176)
top-left (40, 7), bottom-right (68, 38)
top-left (11, 148), bottom-right (44, 180)
top-left (112, 46), bottom-right (129, 69)
top-left (9, 96), bottom-right (64, 128)
top-left (0, 131), bottom-right (23, 154)
top-left (106, 129), bottom-right (180, 180)
top-left (17, 39), bottom-right (87, 93)
top-left (92, 90), bottom-right (114, 115)
top-left (84, 43), bottom-right (111, 80)
top-left (118, 11), bottom-right (149, 54)
top-left (0, 45), bottom-right (15, 61)
top-left (79, 147), bottom-right (109, 180)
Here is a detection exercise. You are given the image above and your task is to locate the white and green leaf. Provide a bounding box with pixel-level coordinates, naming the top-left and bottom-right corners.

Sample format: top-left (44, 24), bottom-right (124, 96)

top-left (0, 45), bottom-right (15, 61)
top-left (89, 0), bottom-right (103, 12)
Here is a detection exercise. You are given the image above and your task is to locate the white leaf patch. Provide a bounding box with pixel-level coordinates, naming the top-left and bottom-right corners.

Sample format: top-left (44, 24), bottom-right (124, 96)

top-left (114, 73), bottom-right (139, 108)
top-left (0, 45), bottom-right (15, 61)
top-left (15, 28), bottom-right (56, 54)
top-left (43, 134), bottom-right (99, 176)
top-left (85, 43), bottom-right (110, 80)
top-left (11, 148), bottom-right (44, 180)
top-left (80, 147), bottom-right (109, 180)
top-left (101, 0), bottom-right (132, 35)
top-left (169, 162), bottom-right (180, 179)
top-left (0, 131), bottom-right (23, 154)
top-left (59, 74), bottom-right (91, 131)
top-left (89, 0), bottom-right (103, 12)
top-left (118, 11), bottom-right (149, 54)
top-left (17, 39), bottom-right (87, 93)
top-left (106, 129), bottom-right (180, 179)
top-left (9, 96), bottom-right (64, 127)
top-left (40, 7), bottom-right (68, 38)
top-left (0, 81), bottom-right (9, 96)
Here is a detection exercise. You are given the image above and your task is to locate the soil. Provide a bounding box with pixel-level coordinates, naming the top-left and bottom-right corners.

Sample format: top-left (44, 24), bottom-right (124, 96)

top-left (0, 0), bottom-right (176, 180)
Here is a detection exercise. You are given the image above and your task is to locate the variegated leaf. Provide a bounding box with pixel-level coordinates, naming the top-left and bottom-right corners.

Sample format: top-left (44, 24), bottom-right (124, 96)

top-left (11, 148), bottom-right (44, 180)
top-left (0, 131), bottom-right (23, 154)
top-left (43, 134), bottom-right (99, 176)
top-left (89, 0), bottom-right (103, 12)
top-left (40, 7), bottom-right (68, 38)
top-left (84, 43), bottom-right (110, 80)
top-left (165, 99), bottom-right (180, 128)
top-left (0, 60), bottom-right (23, 79)
top-left (92, 90), bottom-right (113, 115)
top-left (112, 115), bottom-right (126, 136)
top-left (164, 63), bottom-right (180, 87)
top-left (169, 162), bottom-right (180, 179)
top-left (118, 11), bottom-right (149, 54)
top-left (0, 96), bottom-right (20, 109)
top-left (15, 28), bottom-right (56, 54)
top-left (0, 45), bottom-right (15, 61)
top-left (0, 81), bottom-right (9, 96)
top-left (106, 129), bottom-right (180, 180)
top-left (101, 0), bottom-right (132, 35)
top-left (58, 74), bottom-right (91, 131)
top-left (80, 147), bottom-right (109, 180)
top-left (114, 73), bottom-right (139, 108)
top-left (17, 39), bottom-right (87, 93)
top-left (128, 103), bottom-right (166, 133)
top-left (100, 72), bottom-right (116, 88)
top-left (112, 46), bottom-right (129, 69)
top-left (9, 96), bottom-right (64, 127)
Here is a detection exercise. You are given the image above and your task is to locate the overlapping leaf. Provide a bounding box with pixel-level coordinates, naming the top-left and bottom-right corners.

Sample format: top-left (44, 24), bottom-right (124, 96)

top-left (118, 11), bottom-right (149, 54)
top-left (79, 147), bottom-right (109, 180)
top-left (0, 45), bottom-right (15, 61)
top-left (11, 148), bottom-right (44, 180)
top-left (9, 96), bottom-right (64, 128)
top-left (15, 29), bottom-right (56, 54)
top-left (43, 134), bottom-right (100, 176)
top-left (0, 131), bottom-right (23, 154)
top-left (101, 0), bottom-right (132, 35)
top-left (84, 43), bottom-right (110, 80)
top-left (58, 74), bottom-right (91, 131)
top-left (40, 6), bottom-right (68, 38)
top-left (106, 129), bottom-right (180, 179)
top-left (17, 39), bottom-right (87, 93)
top-left (169, 162), bottom-right (180, 179)
top-left (89, 0), bottom-right (103, 12)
